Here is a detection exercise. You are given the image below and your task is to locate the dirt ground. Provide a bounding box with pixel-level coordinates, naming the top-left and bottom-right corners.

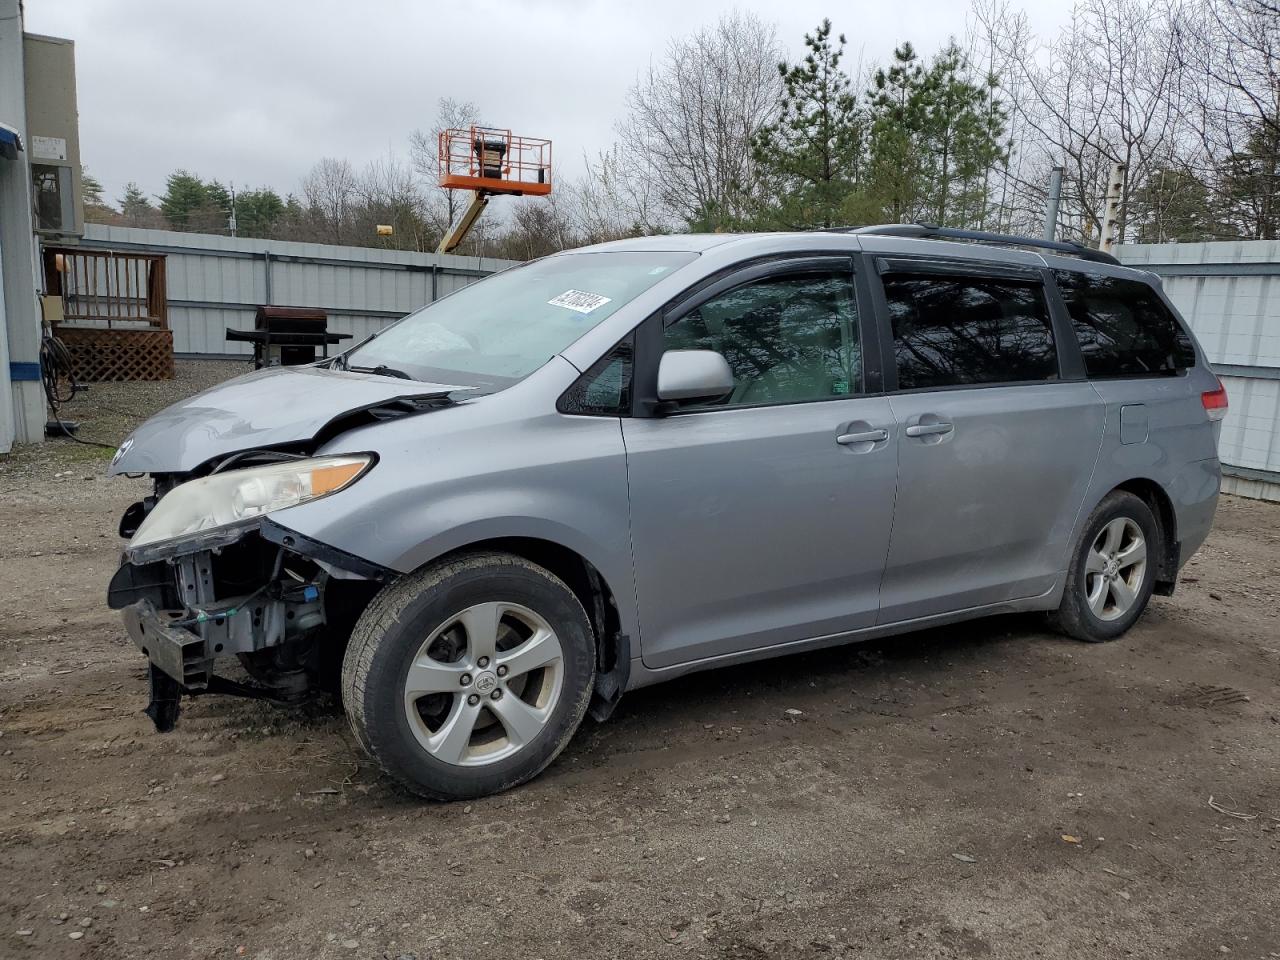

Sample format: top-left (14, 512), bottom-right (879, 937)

top-left (1, 361), bottom-right (1278, 960)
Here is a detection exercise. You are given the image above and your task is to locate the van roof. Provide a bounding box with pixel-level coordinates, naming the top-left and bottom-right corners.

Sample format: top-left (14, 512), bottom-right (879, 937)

top-left (572, 226), bottom-right (1155, 282)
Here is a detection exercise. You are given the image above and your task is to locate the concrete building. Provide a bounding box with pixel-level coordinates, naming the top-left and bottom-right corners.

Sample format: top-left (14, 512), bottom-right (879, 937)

top-left (0, 0), bottom-right (84, 452)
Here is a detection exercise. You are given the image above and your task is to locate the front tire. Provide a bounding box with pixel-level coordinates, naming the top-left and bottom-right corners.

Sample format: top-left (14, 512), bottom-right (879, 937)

top-left (341, 552), bottom-right (596, 800)
top-left (1050, 490), bottom-right (1159, 643)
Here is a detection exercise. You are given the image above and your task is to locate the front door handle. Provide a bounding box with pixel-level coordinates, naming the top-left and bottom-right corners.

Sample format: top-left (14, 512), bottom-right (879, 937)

top-left (905, 421), bottom-right (954, 438)
top-left (836, 428), bottom-right (888, 445)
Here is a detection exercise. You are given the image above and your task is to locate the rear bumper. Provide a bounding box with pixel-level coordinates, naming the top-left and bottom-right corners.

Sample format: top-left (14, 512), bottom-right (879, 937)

top-left (1172, 457), bottom-right (1221, 566)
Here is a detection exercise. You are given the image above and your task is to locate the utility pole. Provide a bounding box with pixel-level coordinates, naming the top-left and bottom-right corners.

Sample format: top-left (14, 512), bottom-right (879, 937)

top-left (1099, 162), bottom-right (1127, 253)
top-left (228, 184), bottom-right (237, 238)
top-left (1042, 166), bottom-right (1063, 241)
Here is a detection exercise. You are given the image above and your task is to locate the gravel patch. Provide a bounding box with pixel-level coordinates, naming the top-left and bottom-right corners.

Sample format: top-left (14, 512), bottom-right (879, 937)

top-left (0, 358), bottom-right (251, 482)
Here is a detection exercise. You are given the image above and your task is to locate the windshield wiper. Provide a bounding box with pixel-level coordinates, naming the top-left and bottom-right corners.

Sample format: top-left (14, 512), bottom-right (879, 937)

top-left (348, 364), bottom-right (414, 380)
top-left (329, 329), bottom-right (385, 371)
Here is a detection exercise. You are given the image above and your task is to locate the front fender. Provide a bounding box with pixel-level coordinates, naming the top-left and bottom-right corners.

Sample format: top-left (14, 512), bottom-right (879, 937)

top-left (266, 407), bottom-right (638, 648)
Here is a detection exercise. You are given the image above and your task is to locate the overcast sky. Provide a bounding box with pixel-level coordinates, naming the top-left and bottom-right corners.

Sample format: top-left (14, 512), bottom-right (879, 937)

top-left (26, 0), bottom-right (1075, 205)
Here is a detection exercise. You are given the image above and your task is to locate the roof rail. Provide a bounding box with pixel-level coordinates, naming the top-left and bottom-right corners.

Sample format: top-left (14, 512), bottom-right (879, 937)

top-left (833, 223), bottom-right (1121, 266)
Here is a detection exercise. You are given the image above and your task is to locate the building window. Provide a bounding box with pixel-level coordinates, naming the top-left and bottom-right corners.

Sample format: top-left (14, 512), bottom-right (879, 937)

top-left (31, 163), bottom-right (73, 233)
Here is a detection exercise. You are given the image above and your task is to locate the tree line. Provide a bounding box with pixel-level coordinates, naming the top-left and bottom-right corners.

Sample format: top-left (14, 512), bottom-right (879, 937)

top-left (83, 0), bottom-right (1278, 256)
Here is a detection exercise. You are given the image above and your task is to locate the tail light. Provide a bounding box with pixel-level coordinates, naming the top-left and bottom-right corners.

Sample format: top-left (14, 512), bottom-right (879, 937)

top-left (1201, 378), bottom-right (1228, 422)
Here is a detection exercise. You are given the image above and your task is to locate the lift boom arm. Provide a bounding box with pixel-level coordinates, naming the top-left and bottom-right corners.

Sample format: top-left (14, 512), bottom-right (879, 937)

top-left (436, 191), bottom-right (490, 254)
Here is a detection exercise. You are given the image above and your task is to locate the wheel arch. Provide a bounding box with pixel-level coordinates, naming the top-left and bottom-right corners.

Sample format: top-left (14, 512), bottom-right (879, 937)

top-left (1110, 477), bottom-right (1179, 595)
top-left (422, 535), bottom-right (631, 719)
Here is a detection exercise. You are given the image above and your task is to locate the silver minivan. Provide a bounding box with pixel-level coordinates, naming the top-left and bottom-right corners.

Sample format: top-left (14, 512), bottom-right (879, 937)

top-left (108, 225), bottom-right (1226, 800)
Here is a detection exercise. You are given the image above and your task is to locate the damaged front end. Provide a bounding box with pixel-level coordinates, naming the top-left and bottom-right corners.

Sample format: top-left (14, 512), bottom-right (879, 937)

top-left (108, 455), bottom-right (390, 731)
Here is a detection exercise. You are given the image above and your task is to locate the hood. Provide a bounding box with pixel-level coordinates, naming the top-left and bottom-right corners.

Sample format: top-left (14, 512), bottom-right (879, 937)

top-left (109, 366), bottom-right (472, 475)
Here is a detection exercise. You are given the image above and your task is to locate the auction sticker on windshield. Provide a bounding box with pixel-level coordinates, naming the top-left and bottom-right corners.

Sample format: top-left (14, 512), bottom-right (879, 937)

top-left (548, 289), bottom-right (612, 314)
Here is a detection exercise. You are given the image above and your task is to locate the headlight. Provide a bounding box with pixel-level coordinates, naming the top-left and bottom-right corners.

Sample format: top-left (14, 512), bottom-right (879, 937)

top-left (128, 455), bottom-right (372, 557)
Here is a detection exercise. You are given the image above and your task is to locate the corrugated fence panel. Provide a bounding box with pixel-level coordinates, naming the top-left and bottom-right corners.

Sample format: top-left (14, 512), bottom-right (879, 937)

top-left (438, 271), bottom-right (484, 298)
top-left (1119, 240), bottom-right (1280, 499)
top-left (340, 314), bottom-right (394, 345)
top-left (80, 225), bottom-right (518, 356)
top-left (1218, 375), bottom-right (1280, 474)
top-left (1158, 274), bottom-right (1280, 369)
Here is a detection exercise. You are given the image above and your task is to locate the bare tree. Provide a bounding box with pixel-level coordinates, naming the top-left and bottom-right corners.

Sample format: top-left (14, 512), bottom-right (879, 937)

top-left (488, 195), bottom-right (577, 260)
top-left (300, 157), bottom-right (358, 244)
top-left (616, 11), bottom-right (783, 228)
top-left (1184, 0), bottom-right (1280, 237)
top-left (563, 146), bottom-right (662, 243)
top-left (1200, 0), bottom-right (1280, 143)
top-left (409, 97), bottom-right (484, 238)
top-left (356, 153), bottom-right (429, 250)
top-left (973, 0), bottom-right (1195, 243)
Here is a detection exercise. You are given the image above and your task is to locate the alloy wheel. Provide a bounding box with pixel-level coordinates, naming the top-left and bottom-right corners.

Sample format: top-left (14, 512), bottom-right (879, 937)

top-left (402, 602), bottom-right (565, 766)
top-left (1083, 517), bottom-right (1148, 622)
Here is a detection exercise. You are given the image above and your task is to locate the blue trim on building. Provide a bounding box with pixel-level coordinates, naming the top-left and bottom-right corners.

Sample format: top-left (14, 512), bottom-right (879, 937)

top-left (9, 361), bottom-right (42, 381)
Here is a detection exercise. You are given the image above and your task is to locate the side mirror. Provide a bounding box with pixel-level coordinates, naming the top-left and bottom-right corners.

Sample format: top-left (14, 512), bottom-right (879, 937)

top-left (656, 350), bottom-right (735, 404)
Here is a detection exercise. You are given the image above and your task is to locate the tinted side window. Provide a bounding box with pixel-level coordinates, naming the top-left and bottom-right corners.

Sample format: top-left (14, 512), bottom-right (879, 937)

top-left (664, 271), bottom-right (860, 407)
top-left (884, 275), bottom-right (1058, 390)
top-left (558, 335), bottom-right (634, 415)
top-left (1054, 271), bottom-right (1196, 377)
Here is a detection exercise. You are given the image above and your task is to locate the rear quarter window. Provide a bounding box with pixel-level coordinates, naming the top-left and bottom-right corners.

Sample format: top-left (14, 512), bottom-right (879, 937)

top-left (1054, 271), bottom-right (1196, 377)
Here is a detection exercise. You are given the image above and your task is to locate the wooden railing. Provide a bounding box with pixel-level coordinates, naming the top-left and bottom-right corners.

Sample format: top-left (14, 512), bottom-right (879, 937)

top-left (42, 246), bottom-right (168, 329)
top-left (41, 245), bottom-right (174, 381)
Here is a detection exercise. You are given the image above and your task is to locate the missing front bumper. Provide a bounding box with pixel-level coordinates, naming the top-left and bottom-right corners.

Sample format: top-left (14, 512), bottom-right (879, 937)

top-left (111, 516), bottom-right (392, 732)
top-left (123, 601), bottom-right (209, 735)
top-left (122, 600), bottom-right (210, 689)
top-left (124, 599), bottom-right (312, 732)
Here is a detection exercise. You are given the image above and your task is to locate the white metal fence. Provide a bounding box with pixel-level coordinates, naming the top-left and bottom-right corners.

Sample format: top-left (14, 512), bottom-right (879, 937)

top-left (78, 224), bottom-right (519, 357)
top-left (1118, 240), bottom-right (1280, 501)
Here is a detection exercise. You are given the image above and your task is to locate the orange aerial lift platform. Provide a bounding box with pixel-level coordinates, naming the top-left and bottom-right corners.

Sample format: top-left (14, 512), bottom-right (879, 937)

top-left (436, 126), bottom-right (552, 253)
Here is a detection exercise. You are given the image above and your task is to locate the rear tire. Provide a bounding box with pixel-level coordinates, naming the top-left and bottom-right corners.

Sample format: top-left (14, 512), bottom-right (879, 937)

top-left (1050, 491), bottom-right (1159, 643)
top-left (341, 552), bottom-right (595, 800)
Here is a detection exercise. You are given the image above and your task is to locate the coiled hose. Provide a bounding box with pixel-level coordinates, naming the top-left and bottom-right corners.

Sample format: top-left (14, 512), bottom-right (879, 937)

top-left (40, 325), bottom-right (117, 450)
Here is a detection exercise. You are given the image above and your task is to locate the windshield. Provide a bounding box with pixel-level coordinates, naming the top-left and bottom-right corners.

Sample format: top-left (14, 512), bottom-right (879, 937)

top-left (342, 250), bottom-right (698, 390)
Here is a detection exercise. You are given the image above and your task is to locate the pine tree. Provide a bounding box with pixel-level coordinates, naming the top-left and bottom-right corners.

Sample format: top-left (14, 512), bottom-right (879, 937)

top-left (917, 42), bottom-right (1006, 226)
top-left (158, 171), bottom-right (210, 229)
top-left (750, 19), bottom-right (865, 229)
top-left (204, 180), bottom-right (232, 219)
top-left (233, 187), bottom-right (286, 237)
top-left (861, 42), bottom-right (1006, 227)
top-left (80, 166), bottom-right (119, 224)
top-left (119, 182), bottom-right (155, 225)
top-left (81, 168), bottom-right (106, 207)
top-left (1214, 123), bottom-right (1280, 240)
top-left (863, 44), bottom-right (929, 224)
top-left (1130, 165), bottom-right (1218, 242)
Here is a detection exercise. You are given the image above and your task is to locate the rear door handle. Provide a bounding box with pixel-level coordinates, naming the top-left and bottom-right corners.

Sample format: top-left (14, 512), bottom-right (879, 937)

top-left (836, 428), bottom-right (889, 445)
top-left (905, 421), bottom-right (953, 438)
